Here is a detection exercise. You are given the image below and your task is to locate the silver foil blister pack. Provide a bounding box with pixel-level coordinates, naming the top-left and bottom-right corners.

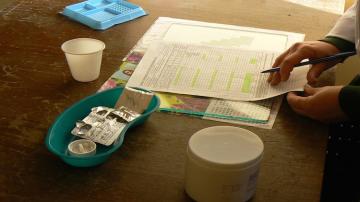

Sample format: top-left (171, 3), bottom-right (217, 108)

top-left (71, 87), bottom-right (154, 146)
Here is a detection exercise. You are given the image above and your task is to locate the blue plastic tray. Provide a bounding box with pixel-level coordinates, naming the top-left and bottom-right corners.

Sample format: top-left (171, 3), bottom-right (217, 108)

top-left (45, 87), bottom-right (160, 167)
top-left (62, 0), bottom-right (147, 30)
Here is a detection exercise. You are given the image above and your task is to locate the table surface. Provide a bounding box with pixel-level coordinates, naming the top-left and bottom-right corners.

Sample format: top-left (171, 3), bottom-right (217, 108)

top-left (0, 0), bottom-right (341, 201)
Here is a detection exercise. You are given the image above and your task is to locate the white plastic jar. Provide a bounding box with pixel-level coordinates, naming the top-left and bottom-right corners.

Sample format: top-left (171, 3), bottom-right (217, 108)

top-left (185, 126), bottom-right (264, 202)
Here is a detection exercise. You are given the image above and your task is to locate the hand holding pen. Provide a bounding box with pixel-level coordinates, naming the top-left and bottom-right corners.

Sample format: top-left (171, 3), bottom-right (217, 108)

top-left (266, 41), bottom-right (354, 85)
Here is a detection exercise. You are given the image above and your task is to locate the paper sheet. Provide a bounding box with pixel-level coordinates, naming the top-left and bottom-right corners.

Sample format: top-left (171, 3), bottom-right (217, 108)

top-left (134, 18), bottom-right (304, 52)
top-left (127, 41), bottom-right (309, 101)
top-left (101, 17), bottom-right (305, 128)
top-left (205, 98), bottom-right (272, 122)
top-left (203, 96), bottom-right (283, 129)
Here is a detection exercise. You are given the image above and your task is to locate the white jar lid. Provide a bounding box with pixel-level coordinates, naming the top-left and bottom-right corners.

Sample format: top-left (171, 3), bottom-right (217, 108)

top-left (188, 126), bottom-right (264, 169)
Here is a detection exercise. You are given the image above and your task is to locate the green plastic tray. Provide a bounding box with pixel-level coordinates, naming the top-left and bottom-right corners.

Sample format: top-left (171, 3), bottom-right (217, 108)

top-left (45, 87), bottom-right (159, 167)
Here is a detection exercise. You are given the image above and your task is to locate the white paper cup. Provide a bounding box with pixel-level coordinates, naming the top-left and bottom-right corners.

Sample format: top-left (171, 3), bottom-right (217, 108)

top-left (61, 38), bottom-right (105, 82)
top-left (185, 126), bottom-right (264, 202)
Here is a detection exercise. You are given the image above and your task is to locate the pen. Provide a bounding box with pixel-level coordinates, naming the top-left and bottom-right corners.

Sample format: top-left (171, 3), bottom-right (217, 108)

top-left (261, 51), bottom-right (357, 73)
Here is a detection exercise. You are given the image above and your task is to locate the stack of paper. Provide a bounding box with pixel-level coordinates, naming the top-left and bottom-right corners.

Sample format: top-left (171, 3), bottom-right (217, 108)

top-left (99, 17), bottom-right (306, 129)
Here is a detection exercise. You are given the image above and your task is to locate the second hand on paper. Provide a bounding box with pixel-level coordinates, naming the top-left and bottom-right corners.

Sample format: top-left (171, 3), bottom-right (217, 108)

top-left (127, 41), bottom-right (309, 101)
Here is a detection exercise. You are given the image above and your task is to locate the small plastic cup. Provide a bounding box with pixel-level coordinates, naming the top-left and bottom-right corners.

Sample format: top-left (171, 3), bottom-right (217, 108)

top-left (68, 139), bottom-right (97, 157)
top-left (61, 38), bottom-right (105, 82)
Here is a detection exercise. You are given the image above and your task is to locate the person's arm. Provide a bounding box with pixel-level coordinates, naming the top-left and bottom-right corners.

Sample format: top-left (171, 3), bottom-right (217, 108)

top-left (324, 2), bottom-right (357, 45)
top-left (323, 2), bottom-right (360, 122)
top-left (339, 75), bottom-right (360, 122)
top-left (268, 2), bottom-right (358, 85)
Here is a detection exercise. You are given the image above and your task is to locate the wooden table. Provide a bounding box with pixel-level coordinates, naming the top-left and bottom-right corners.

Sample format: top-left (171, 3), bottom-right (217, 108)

top-left (0, 1), bottom-right (341, 201)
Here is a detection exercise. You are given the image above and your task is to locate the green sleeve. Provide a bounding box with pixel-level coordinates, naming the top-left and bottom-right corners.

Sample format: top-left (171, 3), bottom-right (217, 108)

top-left (339, 75), bottom-right (360, 122)
top-left (321, 37), bottom-right (359, 121)
top-left (319, 36), bottom-right (356, 52)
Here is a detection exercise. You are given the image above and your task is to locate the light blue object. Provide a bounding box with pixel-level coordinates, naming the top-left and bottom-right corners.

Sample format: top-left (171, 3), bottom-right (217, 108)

top-left (62, 0), bottom-right (147, 30)
top-left (45, 87), bottom-right (160, 167)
